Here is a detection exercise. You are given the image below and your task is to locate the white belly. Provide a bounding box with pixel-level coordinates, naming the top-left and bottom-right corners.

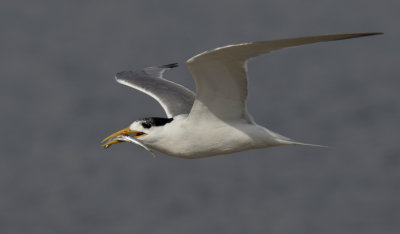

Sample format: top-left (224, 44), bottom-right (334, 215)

top-left (146, 118), bottom-right (278, 158)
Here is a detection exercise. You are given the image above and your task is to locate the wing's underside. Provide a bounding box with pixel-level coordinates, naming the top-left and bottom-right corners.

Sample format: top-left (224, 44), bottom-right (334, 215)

top-left (116, 63), bottom-right (195, 118)
top-left (186, 33), bottom-right (382, 121)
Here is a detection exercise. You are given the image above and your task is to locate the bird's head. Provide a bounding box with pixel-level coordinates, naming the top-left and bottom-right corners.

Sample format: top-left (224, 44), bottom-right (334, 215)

top-left (101, 117), bottom-right (173, 148)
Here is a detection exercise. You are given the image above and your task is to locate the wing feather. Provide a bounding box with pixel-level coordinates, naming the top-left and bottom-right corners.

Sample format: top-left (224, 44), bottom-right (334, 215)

top-left (186, 32), bottom-right (382, 121)
top-left (116, 64), bottom-right (195, 118)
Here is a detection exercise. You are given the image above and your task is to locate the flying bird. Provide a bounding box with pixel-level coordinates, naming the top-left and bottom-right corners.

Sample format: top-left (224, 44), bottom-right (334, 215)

top-left (102, 32), bottom-right (381, 158)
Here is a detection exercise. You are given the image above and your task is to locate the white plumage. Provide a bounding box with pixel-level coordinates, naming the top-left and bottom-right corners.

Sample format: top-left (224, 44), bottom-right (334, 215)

top-left (102, 32), bottom-right (381, 158)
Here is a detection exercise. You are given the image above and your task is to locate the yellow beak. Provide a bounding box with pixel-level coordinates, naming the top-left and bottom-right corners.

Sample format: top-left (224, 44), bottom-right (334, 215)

top-left (101, 127), bottom-right (146, 148)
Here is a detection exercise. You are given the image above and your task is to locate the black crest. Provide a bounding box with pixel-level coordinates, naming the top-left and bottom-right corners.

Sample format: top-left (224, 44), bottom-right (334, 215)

top-left (140, 117), bottom-right (173, 129)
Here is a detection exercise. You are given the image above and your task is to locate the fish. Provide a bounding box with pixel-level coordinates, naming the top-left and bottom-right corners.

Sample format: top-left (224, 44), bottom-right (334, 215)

top-left (102, 135), bottom-right (155, 156)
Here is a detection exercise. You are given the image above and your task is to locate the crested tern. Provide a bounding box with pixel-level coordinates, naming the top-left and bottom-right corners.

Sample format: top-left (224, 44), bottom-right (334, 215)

top-left (102, 32), bottom-right (381, 158)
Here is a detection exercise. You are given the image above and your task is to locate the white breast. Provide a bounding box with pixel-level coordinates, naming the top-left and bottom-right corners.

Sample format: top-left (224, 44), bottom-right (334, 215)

top-left (146, 116), bottom-right (280, 158)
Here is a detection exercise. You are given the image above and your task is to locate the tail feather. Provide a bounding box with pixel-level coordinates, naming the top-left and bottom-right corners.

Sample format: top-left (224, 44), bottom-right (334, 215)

top-left (277, 139), bottom-right (328, 148)
top-left (267, 129), bottom-right (328, 148)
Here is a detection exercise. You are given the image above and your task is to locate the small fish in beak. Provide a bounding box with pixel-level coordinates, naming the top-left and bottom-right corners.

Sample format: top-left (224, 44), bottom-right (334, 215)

top-left (101, 126), bottom-right (152, 155)
top-left (102, 134), bottom-right (155, 156)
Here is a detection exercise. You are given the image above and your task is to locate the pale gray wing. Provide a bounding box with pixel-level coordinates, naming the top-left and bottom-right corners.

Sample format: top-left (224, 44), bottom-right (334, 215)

top-left (186, 32), bottom-right (382, 121)
top-left (116, 63), bottom-right (195, 118)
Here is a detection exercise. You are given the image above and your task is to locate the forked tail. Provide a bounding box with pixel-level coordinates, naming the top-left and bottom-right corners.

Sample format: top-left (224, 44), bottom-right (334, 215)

top-left (268, 130), bottom-right (327, 147)
top-left (277, 139), bottom-right (328, 148)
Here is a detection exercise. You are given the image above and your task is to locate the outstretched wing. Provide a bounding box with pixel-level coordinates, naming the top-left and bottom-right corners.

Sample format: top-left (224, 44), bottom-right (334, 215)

top-left (186, 32), bottom-right (382, 121)
top-left (116, 63), bottom-right (195, 118)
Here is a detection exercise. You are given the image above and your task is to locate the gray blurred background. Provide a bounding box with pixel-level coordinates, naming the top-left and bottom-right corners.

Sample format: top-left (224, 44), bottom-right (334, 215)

top-left (1, 0), bottom-right (399, 233)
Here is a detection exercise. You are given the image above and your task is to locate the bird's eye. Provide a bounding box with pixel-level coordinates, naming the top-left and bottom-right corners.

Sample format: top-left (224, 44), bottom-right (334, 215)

top-left (142, 122), bottom-right (152, 129)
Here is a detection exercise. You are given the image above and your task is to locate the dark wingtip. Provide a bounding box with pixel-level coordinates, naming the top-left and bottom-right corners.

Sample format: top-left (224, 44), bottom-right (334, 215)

top-left (362, 32), bottom-right (384, 36)
top-left (345, 32), bottom-right (384, 39)
top-left (115, 70), bottom-right (134, 80)
top-left (158, 63), bottom-right (179, 68)
top-left (327, 32), bottom-right (384, 43)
